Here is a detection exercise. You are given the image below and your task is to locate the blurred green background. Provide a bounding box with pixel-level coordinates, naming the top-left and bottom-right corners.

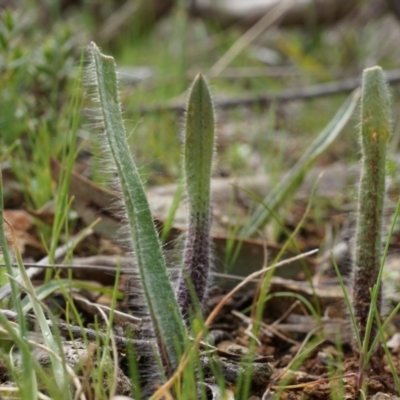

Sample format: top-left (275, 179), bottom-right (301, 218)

top-left (1, 0), bottom-right (400, 248)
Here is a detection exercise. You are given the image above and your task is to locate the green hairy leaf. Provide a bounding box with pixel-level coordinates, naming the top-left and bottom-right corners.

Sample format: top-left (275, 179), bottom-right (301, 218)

top-left (177, 74), bottom-right (215, 322)
top-left (353, 66), bottom-right (391, 348)
top-left (87, 42), bottom-right (186, 371)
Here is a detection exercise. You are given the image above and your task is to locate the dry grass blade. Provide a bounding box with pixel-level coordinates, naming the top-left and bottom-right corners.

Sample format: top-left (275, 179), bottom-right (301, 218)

top-left (150, 248), bottom-right (318, 400)
top-left (209, 0), bottom-right (294, 76)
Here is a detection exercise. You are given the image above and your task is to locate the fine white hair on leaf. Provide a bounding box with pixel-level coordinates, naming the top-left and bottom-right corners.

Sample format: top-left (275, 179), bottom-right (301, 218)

top-left (85, 45), bottom-right (149, 313)
top-left (84, 44), bottom-right (162, 389)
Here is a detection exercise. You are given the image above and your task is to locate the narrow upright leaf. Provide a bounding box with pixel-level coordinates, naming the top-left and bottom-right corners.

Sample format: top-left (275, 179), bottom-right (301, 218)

top-left (87, 42), bottom-right (186, 371)
top-left (177, 74), bottom-right (215, 322)
top-left (353, 66), bottom-right (391, 346)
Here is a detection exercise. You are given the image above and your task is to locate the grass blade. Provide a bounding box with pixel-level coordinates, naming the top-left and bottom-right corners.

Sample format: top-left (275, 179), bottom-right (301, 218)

top-left (240, 89), bottom-right (361, 237)
top-left (0, 171), bottom-right (37, 399)
top-left (6, 220), bottom-right (70, 396)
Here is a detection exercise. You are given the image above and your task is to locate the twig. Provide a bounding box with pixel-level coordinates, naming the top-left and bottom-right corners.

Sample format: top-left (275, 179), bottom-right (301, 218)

top-left (189, 0), bottom-right (360, 28)
top-left (0, 261), bottom-right (132, 272)
top-left (137, 69), bottom-right (400, 114)
top-left (0, 227), bottom-right (96, 301)
top-left (151, 249), bottom-right (318, 400)
top-left (0, 309), bottom-right (153, 356)
top-left (205, 249), bottom-right (318, 327)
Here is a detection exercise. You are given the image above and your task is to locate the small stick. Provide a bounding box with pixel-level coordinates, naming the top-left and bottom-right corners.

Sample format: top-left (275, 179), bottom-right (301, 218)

top-left (137, 69), bottom-right (400, 114)
top-left (150, 249), bottom-right (317, 400)
top-left (0, 226), bottom-right (96, 301)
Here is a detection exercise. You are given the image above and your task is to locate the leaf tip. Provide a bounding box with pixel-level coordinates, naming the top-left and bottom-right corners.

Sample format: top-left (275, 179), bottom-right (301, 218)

top-left (363, 65), bottom-right (382, 74)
